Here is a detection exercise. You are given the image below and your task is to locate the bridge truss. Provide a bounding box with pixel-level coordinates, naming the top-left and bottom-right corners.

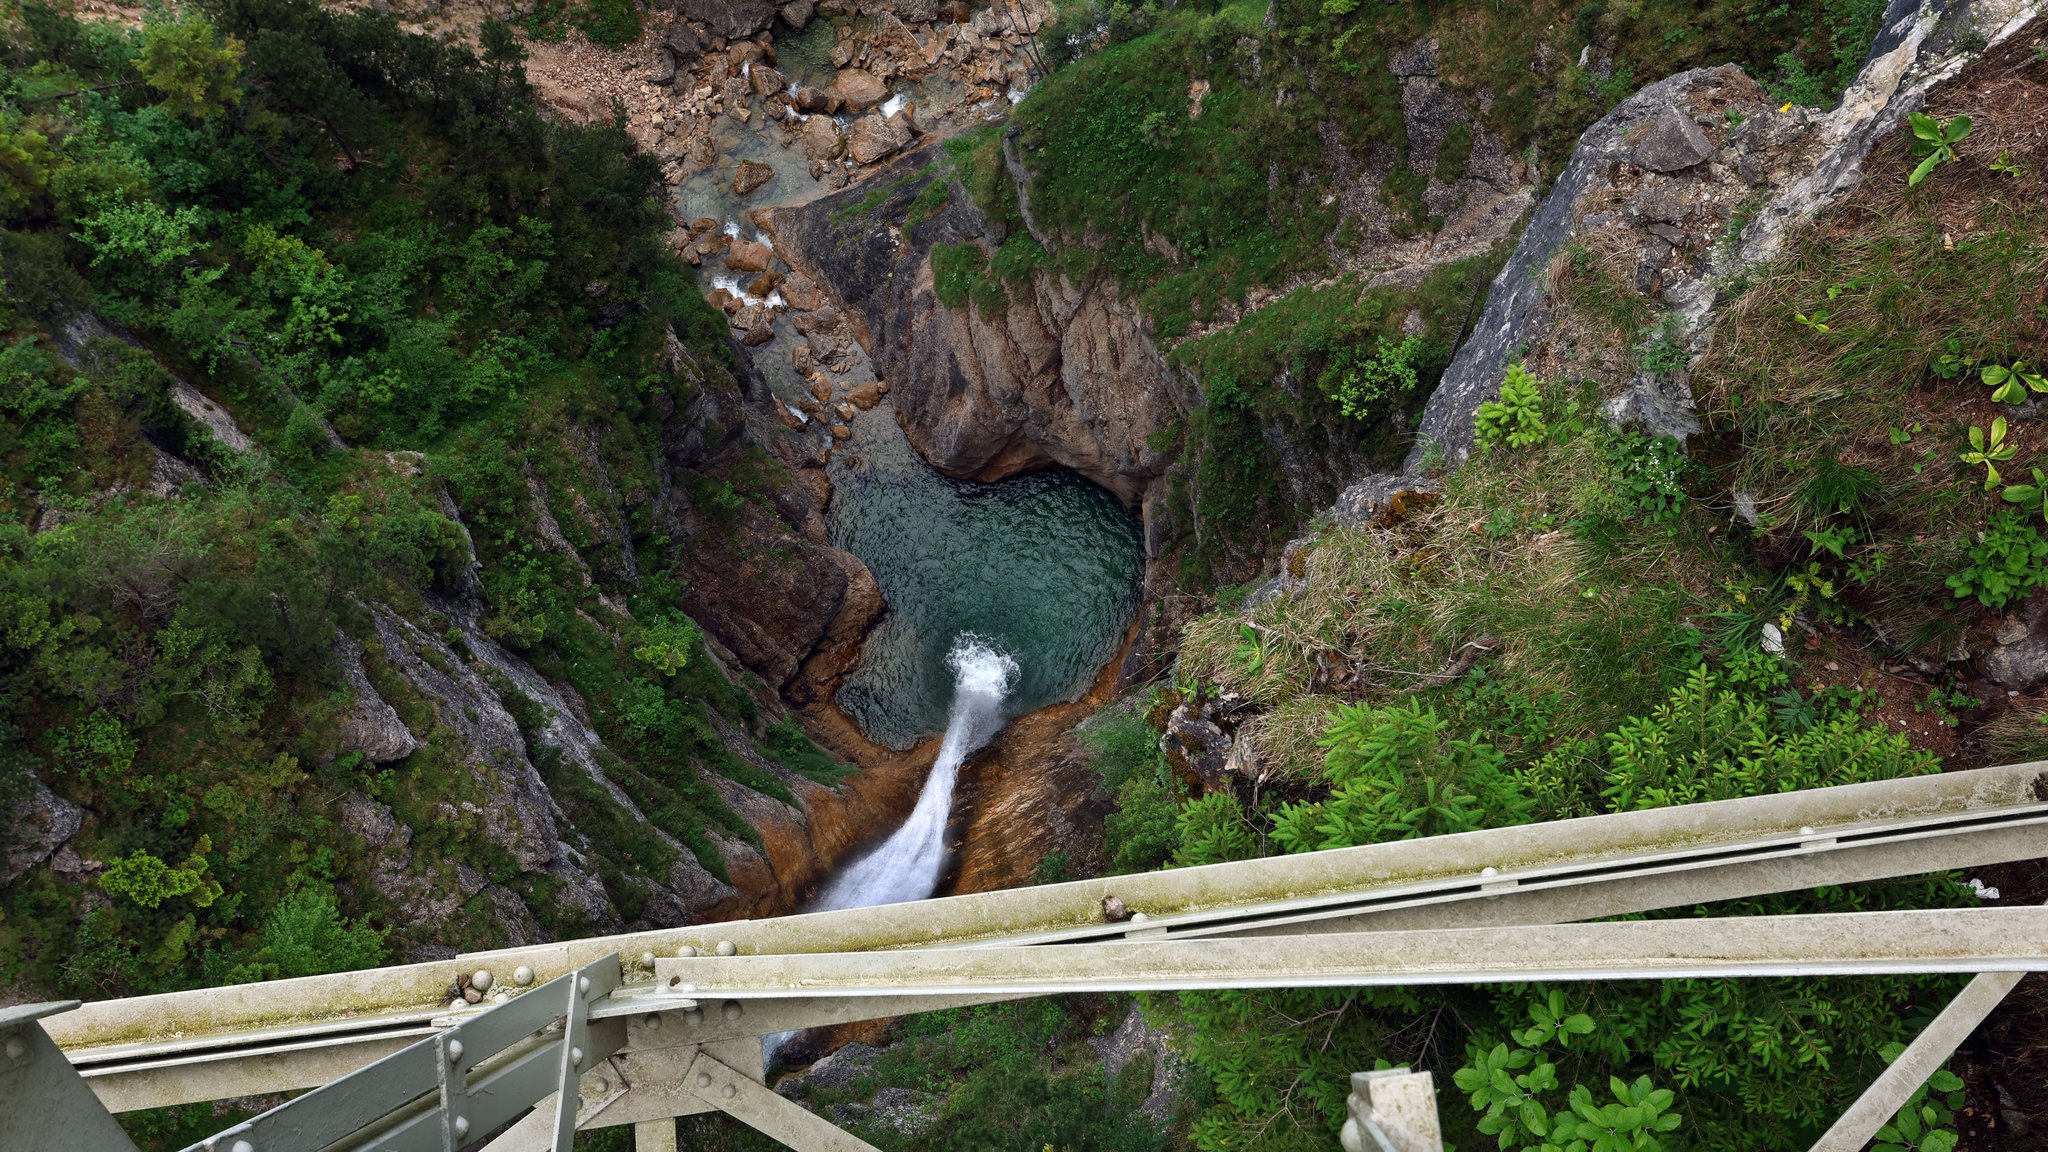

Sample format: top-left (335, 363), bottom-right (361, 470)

top-left (7, 760), bottom-right (2048, 1152)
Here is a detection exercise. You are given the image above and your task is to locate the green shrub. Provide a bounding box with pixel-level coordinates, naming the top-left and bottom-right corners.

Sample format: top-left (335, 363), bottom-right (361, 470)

top-left (1476, 363), bottom-right (1549, 449)
top-left (1318, 334), bottom-right (1445, 420)
top-left (259, 883), bottom-right (385, 978)
top-left (1607, 431), bottom-right (1688, 526)
top-left (1945, 509), bottom-right (2048, 608)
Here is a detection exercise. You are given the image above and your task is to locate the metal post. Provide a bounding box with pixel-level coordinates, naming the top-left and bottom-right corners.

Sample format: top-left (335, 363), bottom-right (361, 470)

top-left (0, 1002), bottom-right (140, 1152)
top-left (1809, 970), bottom-right (2026, 1151)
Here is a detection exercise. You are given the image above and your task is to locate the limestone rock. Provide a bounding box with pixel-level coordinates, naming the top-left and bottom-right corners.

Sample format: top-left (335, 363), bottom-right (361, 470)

top-left (734, 160), bottom-right (776, 196)
top-left (1162, 700), bottom-right (1231, 793)
top-left (891, 0), bottom-right (940, 22)
top-left (749, 65), bottom-right (785, 97)
top-left (800, 114), bottom-right (845, 162)
top-left (661, 20), bottom-right (707, 66)
top-left (1, 774), bottom-right (83, 887)
top-left (1633, 105), bottom-right (1717, 172)
top-left (779, 0), bottom-right (814, 29)
top-left (847, 382), bottom-right (885, 409)
top-left (847, 113), bottom-right (912, 165)
top-left (1983, 598), bottom-right (2048, 692)
top-left (726, 239), bottom-right (775, 273)
top-left (830, 68), bottom-right (889, 111)
top-left (679, 0), bottom-right (775, 39)
top-left (335, 633), bottom-right (418, 763)
top-left (172, 379), bottom-right (254, 452)
top-left (1389, 37), bottom-right (1438, 78)
top-left (1331, 474), bottom-right (1440, 528)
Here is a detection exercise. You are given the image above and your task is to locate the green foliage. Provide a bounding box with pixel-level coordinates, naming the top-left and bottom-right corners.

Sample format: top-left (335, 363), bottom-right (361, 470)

top-left (1871, 1044), bottom-right (1965, 1152)
top-left (1906, 112), bottom-right (1974, 187)
top-left (1477, 364), bottom-right (1549, 449)
top-left (1605, 433), bottom-right (1688, 527)
top-left (100, 841), bottom-right (222, 910)
top-left (633, 613), bottom-right (703, 676)
top-left (1269, 698), bottom-right (1532, 852)
top-left (1945, 508), bottom-right (2048, 608)
top-left (259, 882), bottom-right (385, 978)
top-left (1960, 417), bottom-right (2017, 491)
top-left (1982, 359), bottom-right (2046, 404)
top-left (1319, 334), bottom-right (1445, 421)
top-left (134, 12), bottom-right (244, 118)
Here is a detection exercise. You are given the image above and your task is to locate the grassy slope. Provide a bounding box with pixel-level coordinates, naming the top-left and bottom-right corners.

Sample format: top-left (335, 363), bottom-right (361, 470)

top-left (1077, 20), bottom-right (2048, 1152)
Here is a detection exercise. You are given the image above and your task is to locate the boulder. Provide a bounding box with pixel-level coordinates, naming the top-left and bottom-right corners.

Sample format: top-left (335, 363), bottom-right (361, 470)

top-left (748, 270), bottom-right (782, 297)
top-left (1632, 105), bottom-right (1716, 172)
top-left (779, 271), bottom-right (827, 311)
top-left (725, 239), bottom-right (775, 273)
top-left (1, 774), bottom-right (83, 887)
top-left (732, 301), bottom-right (772, 332)
top-left (847, 381), bottom-right (885, 409)
top-left (733, 160), bottom-right (776, 196)
top-left (679, 0), bottom-right (775, 40)
top-left (749, 64), bottom-right (785, 97)
top-left (1330, 473), bottom-right (1439, 528)
top-left (830, 68), bottom-right (889, 111)
top-left (891, 0), bottom-right (939, 21)
top-left (847, 113), bottom-right (912, 165)
top-left (662, 20), bottom-right (707, 65)
top-left (1163, 700), bottom-right (1231, 793)
top-left (779, 0), bottom-right (815, 29)
top-left (793, 85), bottom-right (830, 113)
top-left (800, 114), bottom-right (845, 162)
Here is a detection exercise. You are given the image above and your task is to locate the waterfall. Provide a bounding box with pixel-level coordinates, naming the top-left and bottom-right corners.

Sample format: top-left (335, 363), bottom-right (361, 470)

top-left (814, 635), bottom-right (1018, 911)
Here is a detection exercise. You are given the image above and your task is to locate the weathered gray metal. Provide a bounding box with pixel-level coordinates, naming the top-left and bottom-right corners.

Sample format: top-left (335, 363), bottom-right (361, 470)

top-left (647, 908), bottom-right (2048, 998)
top-left (0, 1002), bottom-right (139, 1152)
top-left (178, 955), bottom-right (622, 1152)
top-left (55, 760), bottom-right (2048, 1101)
top-left (1809, 968), bottom-right (2026, 1152)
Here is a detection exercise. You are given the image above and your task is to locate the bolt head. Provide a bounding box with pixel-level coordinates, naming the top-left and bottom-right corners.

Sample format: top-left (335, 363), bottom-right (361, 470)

top-left (640, 951), bottom-right (657, 969)
top-left (715, 939), bottom-right (737, 957)
top-left (2, 1036), bottom-right (24, 1060)
top-left (678, 945), bottom-right (699, 958)
top-left (578, 976), bottom-right (591, 994)
top-left (696, 1072), bottom-right (713, 1088)
top-left (454, 1116), bottom-right (470, 1136)
top-left (684, 1008), bottom-right (704, 1027)
top-left (1480, 866), bottom-right (1498, 877)
top-left (513, 965), bottom-right (535, 986)
top-left (231, 1141), bottom-right (255, 1152)
top-left (722, 1001), bottom-right (745, 1021)
top-left (571, 1046), bottom-right (585, 1068)
top-left (721, 1083), bottom-right (738, 1100)
top-left (643, 1012), bottom-right (663, 1030)
top-left (447, 1039), bottom-right (465, 1063)
top-left (471, 969), bottom-right (494, 993)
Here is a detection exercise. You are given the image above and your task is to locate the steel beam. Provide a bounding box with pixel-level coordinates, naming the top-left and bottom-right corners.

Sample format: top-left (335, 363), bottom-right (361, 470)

top-left (682, 1050), bottom-right (882, 1152)
top-left (1810, 969), bottom-right (2027, 1151)
top-left (50, 763), bottom-right (2048, 1072)
top-left (649, 909), bottom-right (2048, 999)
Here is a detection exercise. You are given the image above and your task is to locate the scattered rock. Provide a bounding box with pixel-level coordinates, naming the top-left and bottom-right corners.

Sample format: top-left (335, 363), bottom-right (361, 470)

top-left (847, 382), bottom-right (885, 409)
top-left (679, 0), bottom-right (776, 40)
top-left (734, 160), bottom-right (776, 196)
top-left (779, 0), bottom-right (814, 30)
top-left (892, 0), bottom-right (940, 22)
top-left (792, 85), bottom-right (830, 113)
top-left (780, 271), bottom-right (827, 311)
top-left (829, 423), bottom-right (851, 441)
top-left (1632, 105), bottom-right (1717, 172)
top-left (800, 114), bottom-right (845, 162)
top-left (830, 68), bottom-right (889, 110)
top-left (726, 239), bottom-right (775, 273)
top-left (748, 271), bottom-right (782, 297)
top-left (847, 113), bottom-right (912, 164)
top-left (1983, 599), bottom-right (2048, 692)
top-left (662, 21), bottom-right (707, 68)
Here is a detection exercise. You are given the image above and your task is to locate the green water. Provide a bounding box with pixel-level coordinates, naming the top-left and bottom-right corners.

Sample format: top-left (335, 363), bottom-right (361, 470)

top-left (827, 410), bottom-right (1145, 750)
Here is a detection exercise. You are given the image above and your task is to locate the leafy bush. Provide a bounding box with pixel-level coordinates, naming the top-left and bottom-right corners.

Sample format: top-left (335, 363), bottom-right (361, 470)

top-left (1318, 334), bottom-right (1445, 420)
top-left (259, 883), bottom-right (385, 978)
top-left (1945, 509), bottom-right (2048, 608)
top-left (1606, 432), bottom-right (1688, 527)
top-left (1476, 364), bottom-right (1549, 449)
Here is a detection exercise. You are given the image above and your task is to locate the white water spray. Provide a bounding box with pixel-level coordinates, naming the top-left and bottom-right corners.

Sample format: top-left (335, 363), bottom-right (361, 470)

top-left (813, 635), bottom-right (1018, 911)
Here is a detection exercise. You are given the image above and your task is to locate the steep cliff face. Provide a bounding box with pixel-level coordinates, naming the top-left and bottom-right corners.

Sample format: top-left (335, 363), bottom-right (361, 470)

top-left (1410, 0), bottom-right (2033, 467)
top-left (769, 150), bottom-right (1182, 506)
